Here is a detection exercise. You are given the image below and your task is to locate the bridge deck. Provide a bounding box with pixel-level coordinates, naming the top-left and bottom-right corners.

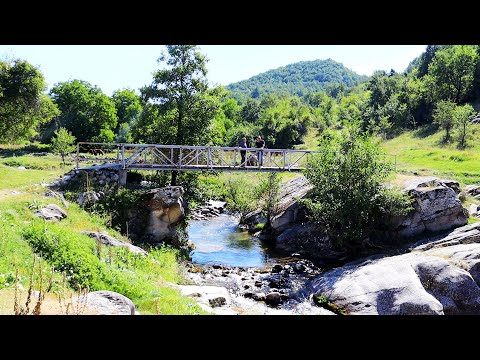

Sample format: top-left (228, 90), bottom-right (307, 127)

top-left (75, 142), bottom-right (316, 173)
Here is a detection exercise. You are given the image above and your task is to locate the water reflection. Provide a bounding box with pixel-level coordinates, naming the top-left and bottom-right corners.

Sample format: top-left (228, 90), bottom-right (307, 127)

top-left (187, 214), bottom-right (272, 268)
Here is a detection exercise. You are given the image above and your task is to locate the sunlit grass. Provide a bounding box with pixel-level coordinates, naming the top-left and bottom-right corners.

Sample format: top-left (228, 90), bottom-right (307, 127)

top-left (381, 125), bottom-right (480, 185)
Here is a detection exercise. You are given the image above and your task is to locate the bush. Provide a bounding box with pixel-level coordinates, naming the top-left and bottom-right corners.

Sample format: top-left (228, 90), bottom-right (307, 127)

top-left (303, 124), bottom-right (412, 254)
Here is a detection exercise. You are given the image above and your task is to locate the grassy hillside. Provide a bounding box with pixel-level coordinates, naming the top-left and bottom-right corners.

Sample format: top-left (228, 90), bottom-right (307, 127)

top-left (381, 125), bottom-right (480, 185)
top-left (228, 59), bottom-right (367, 101)
top-left (0, 146), bottom-right (206, 315)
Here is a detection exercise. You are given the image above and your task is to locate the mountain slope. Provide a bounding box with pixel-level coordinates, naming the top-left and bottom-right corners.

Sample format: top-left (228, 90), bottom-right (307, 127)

top-left (227, 58), bottom-right (368, 101)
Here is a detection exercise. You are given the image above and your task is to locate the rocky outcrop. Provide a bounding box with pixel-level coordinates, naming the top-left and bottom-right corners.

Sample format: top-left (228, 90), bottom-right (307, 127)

top-left (307, 222), bottom-right (480, 315)
top-left (270, 176), bottom-right (468, 259)
top-left (128, 187), bottom-right (189, 248)
top-left (244, 175), bottom-right (312, 231)
top-left (79, 291), bottom-right (137, 315)
top-left (270, 176), bottom-right (312, 232)
top-left (81, 231), bottom-right (148, 256)
top-left (391, 177), bottom-right (468, 237)
top-left (34, 204), bottom-right (67, 222)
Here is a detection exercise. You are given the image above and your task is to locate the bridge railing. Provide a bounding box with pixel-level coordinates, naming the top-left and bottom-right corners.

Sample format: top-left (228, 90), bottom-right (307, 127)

top-left (119, 144), bottom-right (317, 171)
top-left (73, 142), bottom-right (319, 172)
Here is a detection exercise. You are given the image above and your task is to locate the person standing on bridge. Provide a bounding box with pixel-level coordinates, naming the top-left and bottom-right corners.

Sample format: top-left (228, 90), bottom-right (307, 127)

top-left (255, 135), bottom-right (265, 166)
top-left (239, 136), bottom-right (248, 167)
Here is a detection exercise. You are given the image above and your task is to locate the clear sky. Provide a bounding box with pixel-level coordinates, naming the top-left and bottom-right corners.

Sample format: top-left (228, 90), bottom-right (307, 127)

top-left (0, 45), bottom-right (427, 96)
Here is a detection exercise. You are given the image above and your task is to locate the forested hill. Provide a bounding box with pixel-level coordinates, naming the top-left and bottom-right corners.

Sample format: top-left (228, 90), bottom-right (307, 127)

top-left (227, 58), bottom-right (368, 102)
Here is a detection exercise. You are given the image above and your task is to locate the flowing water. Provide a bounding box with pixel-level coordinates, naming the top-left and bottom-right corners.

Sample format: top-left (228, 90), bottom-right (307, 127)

top-left (185, 213), bottom-right (331, 315)
top-left (187, 213), bottom-right (282, 268)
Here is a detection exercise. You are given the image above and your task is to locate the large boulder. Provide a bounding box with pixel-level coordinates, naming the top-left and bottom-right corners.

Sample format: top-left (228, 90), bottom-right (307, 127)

top-left (391, 177), bottom-right (468, 238)
top-left (244, 175), bottom-right (312, 232)
top-left (34, 204), bottom-right (67, 222)
top-left (128, 187), bottom-right (190, 248)
top-left (275, 223), bottom-right (342, 260)
top-left (80, 291), bottom-right (136, 315)
top-left (81, 231), bottom-right (147, 256)
top-left (270, 176), bottom-right (312, 232)
top-left (307, 222), bottom-right (480, 315)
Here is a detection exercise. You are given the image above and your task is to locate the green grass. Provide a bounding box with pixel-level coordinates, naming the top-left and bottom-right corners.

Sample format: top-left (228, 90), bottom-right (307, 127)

top-left (0, 144), bottom-right (208, 315)
top-left (381, 125), bottom-right (480, 185)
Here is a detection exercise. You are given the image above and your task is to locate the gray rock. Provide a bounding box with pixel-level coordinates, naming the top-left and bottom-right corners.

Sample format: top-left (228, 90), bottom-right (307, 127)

top-left (128, 187), bottom-right (187, 246)
top-left (252, 293), bottom-right (266, 301)
top-left (271, 264), bottom-right (283, 273)
top-left (34, 204), bottom-right (67, 221)
top-left (17, 166), bottom-right (27, 171)
top-left (265, 292), bottom-right (285, 307)
top-left (392, 179), bottom-right (468, 237)
top-left (176, 285), bottom-right (236, 315)
top-left (307, 222), bottom-right (480, 315)
top-left (465, 185), bottom-right (480, 196)
top-left (45, 190), bottom-right (70, 208)
top-left (77, 191), bottom-right (104, 208)
top-left (470, 204), bottom-right (478, 216)
top-left (81, 290), bottom-right (136, 315)
top-left (209, 297), bottom-right (227, 307)
top-left (81, 231), bottom-right (147, 256)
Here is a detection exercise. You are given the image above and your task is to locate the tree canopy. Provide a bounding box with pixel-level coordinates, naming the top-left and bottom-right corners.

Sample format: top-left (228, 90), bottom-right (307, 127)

top-left (0, 59), bottom-right (59, 143)
top-left (138, 45), bottom-right (222, 184)
top-left (228, 59), bottom-right (367, 102)
top-left (50, 79), bottom-right (118, 143)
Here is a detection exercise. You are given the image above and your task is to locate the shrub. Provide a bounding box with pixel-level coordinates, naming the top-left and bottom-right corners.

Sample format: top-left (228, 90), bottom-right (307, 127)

top-left (303, 124), bottom-right (412, 254)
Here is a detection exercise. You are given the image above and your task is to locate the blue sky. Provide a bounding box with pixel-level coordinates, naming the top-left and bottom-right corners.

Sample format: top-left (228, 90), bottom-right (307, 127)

top-left (0, 45), bottom-right (427, 96)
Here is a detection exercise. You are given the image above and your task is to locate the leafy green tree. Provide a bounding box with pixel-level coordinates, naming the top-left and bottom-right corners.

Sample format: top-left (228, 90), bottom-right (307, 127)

top-left (50, 80), bottom-right (118, 142)
top-left (51, 127), bottom-right (76, 167)
top-left (224, 176), bottom-right (257, 224)
top-left (255, 173), bottom-right (281, 229)
top-left (433, 100), bottom-right (456, 143)
top-left (0, 59), bottom-right (59, 143)
top-left (428, 45), bottom-right (479, 103)
top-left (111, 89), bottom-right (142, 131)
top-left (303, 124), bottom-right (411, 253)
top-left (141, 45), bottom-right (221, 185)
top-left (454, 103), bottom-right (476, 149)
top-left (240, 98), bottom-right (262, 123)
top-left (116, 122), bottom-right (133, 143)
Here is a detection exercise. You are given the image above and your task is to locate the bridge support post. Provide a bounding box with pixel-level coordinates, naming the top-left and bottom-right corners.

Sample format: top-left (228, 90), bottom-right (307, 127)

top-left (119, 169), bottom-right (127, 187)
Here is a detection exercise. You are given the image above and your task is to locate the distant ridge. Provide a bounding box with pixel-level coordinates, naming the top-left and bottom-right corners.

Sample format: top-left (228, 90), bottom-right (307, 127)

top-left (227, 58), bottom-right (368, 101)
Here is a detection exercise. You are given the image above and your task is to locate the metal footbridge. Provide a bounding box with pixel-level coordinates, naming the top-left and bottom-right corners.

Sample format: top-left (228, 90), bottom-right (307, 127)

top-left (74, 142), bottom-right (318, 172)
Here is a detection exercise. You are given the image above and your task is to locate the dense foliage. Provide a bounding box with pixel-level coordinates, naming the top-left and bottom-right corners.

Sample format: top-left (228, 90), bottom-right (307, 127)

top-left (303, 124), bottom-right (412, 253)
top-left (228, 59), bottom-right (367, 103)
top-left (50, 79), bottom-right (118, 143)
top-left (0, 59), bottom-right (59, 143)
top-left (137, 45), bottom-right (222, 185)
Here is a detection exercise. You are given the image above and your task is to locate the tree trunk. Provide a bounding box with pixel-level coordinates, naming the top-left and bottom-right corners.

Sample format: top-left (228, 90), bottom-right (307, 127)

top-left (171, 170), bottom-right (178, 186)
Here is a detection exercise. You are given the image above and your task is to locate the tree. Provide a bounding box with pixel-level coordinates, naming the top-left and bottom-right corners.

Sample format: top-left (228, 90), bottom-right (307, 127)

top-left (433, 100), bottom-right (456, 143)
top-left (111, 89), bottom-right (142, 132)
top-left (141, 45), bottom-right (220, 185)
top-left (255, 173), bottom-right (281, 230)
top-left (240, 98), bottom-right (262, 123)
top-left (0, 59), bottom-right (59, 143)
top-left (454, 103), bottom-right (476, 149)
top-left (50, 80), bottom-right (118, 142)
top-left (51, 127), bottom-right (76, 167)
top-left (303, 124), bottom-right (411, 254)
top-left (428, 45), bottom-right (478, 103)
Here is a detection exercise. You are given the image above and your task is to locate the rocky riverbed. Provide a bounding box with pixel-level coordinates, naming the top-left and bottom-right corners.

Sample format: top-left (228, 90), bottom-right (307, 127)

top-left (179, 259), bottom-right (335, 315)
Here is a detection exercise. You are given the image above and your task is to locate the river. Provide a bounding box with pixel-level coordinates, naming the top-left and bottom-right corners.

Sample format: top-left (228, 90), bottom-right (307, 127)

top-left (187, 213), bottom-right (284, 268)
top-left (184, 213), bottom-right (333, 315)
